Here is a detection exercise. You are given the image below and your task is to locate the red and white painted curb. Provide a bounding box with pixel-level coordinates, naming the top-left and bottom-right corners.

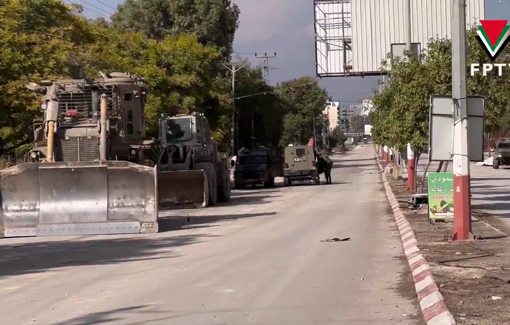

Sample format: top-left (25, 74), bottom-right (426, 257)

top-left (376, 154), bottom-right (456, 325)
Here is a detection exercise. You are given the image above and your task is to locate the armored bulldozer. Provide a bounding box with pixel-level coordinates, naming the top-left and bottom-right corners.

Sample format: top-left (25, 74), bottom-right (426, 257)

top-left (233, 146), bottom-right (283, 188)
top-left (0, 72), bottom-right (159, 237)
top-left (156, 112), bottom-right (231, 208)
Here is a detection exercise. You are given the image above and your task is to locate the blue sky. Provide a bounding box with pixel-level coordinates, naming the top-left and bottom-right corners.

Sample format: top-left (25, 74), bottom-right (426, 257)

top-left (78, 0), bottom-right (510, 106)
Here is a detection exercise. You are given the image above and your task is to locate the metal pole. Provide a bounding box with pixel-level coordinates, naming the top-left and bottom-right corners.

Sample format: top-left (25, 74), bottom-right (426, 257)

top-left (312, 114), bottom-right (317, 150)
top-left (99, 94), bottom-right (108, 161)
top-left (223, 62), bottom-right (246, 156)
top-left (405, 0), bottom-right (415, 191)
top-left (231, 68), bottom-right (236, 155)
top-left (406, 0), bottom-right (412, 52)
top-left (451, 0), bottom-right (473, 240)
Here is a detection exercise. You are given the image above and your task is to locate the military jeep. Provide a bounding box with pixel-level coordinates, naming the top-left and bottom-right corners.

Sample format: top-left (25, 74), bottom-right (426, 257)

top-left (492, 138), bottom-right (510, 169)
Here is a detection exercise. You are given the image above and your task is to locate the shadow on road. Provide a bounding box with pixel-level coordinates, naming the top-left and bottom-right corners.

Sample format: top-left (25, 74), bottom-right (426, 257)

top-left (219, 194), bottom-right (277, 207)
top-left (0, 233), bottom-right (214, 278)
top-left (53, 305), bottom-right (173, 325)
top-left (334, 158), bottom-right (376, 163)
top-left (472, 177), bottom-right (510, 182)
top-left (159, 212), bottom-right (277, 232)
top-left (331, 162), bottom-right (375, 169)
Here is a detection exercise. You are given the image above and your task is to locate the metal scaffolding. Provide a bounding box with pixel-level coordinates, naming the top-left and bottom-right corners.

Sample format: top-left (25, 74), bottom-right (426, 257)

top-left (313, 0), bottom-right (353, 77)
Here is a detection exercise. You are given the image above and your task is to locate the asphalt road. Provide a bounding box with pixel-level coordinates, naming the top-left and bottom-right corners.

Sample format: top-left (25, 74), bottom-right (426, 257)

top-left (0, 146), bottom-right (421, 325)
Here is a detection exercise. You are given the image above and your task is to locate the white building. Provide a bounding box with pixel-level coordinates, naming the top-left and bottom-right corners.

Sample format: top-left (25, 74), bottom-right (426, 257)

top-left (323, 101), bottom-right (364, 132)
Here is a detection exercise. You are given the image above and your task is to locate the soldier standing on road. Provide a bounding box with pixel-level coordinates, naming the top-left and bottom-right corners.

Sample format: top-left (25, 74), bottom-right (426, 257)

top-left (323, 153), bottom-right (333, 184)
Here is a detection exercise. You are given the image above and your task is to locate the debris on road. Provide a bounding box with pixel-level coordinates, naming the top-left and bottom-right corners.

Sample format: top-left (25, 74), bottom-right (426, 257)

top-left (320, 237), bottom-right (351, 242)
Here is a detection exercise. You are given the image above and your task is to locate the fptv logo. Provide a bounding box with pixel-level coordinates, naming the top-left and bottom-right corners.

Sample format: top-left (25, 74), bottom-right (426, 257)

top-left (470, 20), bottom-right (510, 76)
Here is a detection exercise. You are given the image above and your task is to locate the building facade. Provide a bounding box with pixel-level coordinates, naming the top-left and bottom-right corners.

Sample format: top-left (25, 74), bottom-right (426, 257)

top-left (323, 101), bottom-right (363, 132)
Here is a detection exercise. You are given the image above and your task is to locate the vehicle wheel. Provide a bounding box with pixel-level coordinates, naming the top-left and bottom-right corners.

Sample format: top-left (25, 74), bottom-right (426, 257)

top-left (264, 177), bottom-right (275, 188)
top-left (493, 158), bottom-right (500, 169)
top-left (216, 161), bottom-right (231, 202)
top-left (284, 177), bottom-right (291, 187)
top-left (195, 162), bottom-right (217, 206)
top-left (234, 183), bottom-right (246, 189)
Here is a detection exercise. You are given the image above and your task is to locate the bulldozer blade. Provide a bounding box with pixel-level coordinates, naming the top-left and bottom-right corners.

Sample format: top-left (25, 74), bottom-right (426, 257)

top-left (158, 170), bottom-right (207, 209)
top-left (0, 161), bottom-right (158, 237)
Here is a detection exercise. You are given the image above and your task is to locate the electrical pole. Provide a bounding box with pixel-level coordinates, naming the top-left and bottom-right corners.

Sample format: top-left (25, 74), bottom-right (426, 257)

top-left (405, 0), bottom-right (415, 192)
top-left (255, 52), bottom-right (277, 83)
top-left (223, 61), bottom-right (246, 156)
top-left (451, 0), bottom-right (473, 240)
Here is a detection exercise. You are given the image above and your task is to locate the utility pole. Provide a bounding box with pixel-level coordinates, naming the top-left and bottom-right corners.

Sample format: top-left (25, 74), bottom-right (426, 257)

top-left (223, 60), bottom-right (246, 156)
top-left (405, 0), bottom-right (415, 192)
top-left (255, 52), bottom-right (277, 83)
top-left (451, 0), bottom-right (473, 240)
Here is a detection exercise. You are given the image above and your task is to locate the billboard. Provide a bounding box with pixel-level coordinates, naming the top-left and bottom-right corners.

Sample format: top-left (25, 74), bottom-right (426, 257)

top-left (428, 95), bottom-right (485, 162)
top-left (314, 0), bottom-right (352, 77)
top-left (314, 0), bottom-right (485, 77)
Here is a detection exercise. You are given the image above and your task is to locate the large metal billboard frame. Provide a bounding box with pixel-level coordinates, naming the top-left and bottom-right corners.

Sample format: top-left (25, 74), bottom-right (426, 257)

top-left (313, 0), bottom-right (485, 78)
top-left (428, 95), bottom-right (485, 162)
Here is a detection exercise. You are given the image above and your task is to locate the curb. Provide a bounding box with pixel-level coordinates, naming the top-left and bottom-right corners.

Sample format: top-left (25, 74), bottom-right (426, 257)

top-left (375, 151), bottom-right (456, 325)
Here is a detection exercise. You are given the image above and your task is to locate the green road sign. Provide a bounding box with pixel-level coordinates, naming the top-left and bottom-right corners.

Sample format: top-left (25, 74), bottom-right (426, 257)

top-left (427, 172), bottom-right (454, 222)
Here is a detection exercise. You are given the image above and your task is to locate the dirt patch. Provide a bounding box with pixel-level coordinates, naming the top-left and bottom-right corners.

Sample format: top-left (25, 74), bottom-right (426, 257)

top-left (386, 173), bottom-right (510, 325)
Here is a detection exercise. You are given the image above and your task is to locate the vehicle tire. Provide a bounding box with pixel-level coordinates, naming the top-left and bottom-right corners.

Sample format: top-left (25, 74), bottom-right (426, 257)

top-left (216, 161), bottom-right (231, 202)
top-left (284, 177), bottom-right (291, 187)
top-left (195, 162), bottom-right (217, 206)
top-left (493, 158), bottom-right (500, 169)
top-left (264, 177), bottom-right (275, 188)
top-left (234, 183), bottom-right (245, 189)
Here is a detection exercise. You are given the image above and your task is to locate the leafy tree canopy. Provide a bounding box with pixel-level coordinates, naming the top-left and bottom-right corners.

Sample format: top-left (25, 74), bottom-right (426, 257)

top-left (111, 0), bottom-right (240, 59)
top-left (275, 77), bottom-right (329, 147)
top-left (371, 28), bottom-right (510, 152)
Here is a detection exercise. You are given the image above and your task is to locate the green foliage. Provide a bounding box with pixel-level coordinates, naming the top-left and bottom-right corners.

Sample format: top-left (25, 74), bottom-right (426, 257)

top-left (329, 127), bottom-right (347, 148)
top-left (349, 115), bottom-right (365, 133)
top-left (111, 0), bottom-right (240, 59)
top-left (371, 28), bottom-right (510, 151)
top-left (276, 77), bottom-right (329, 147)
top-left (0, 0), bottom-right (326, 161)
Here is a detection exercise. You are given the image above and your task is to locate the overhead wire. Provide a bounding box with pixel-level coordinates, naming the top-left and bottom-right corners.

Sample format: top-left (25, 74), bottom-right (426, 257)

top-left (72, 0), bottom-right (115, 20)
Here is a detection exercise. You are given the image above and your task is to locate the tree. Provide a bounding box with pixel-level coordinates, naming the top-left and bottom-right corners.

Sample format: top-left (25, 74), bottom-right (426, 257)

top-left (111, 0), bottom-right (240, 59)
top-left (0, 0), bottom-right (97, 157)
top-left (232, 65), bottom-right (286, 150)
top-left (329, 127), bottom-right (347, 149)
top-left (276, 77), bottom-right (328, 147)
top-left (349, 115), bottom-right (365, 133)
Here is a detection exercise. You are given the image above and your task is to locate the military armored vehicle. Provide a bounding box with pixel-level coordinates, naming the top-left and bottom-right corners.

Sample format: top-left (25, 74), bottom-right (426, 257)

top-left (0, 73), bottom-right (158, 237)
top-left (282, 144), bottom-right (320, 186)
top-left (492, 137), bottom-right (510, 169)
top-left (233, 146), bottom-right (283, 188)
top-left (156, 112), bottom-right (231, 208)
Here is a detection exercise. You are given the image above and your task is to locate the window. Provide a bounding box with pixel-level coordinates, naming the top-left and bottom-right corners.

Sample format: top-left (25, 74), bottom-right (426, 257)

top-left (166, 117), bottom-right (192, 142)
top-left (127, 110), bottom-right (133, 122)
top-left (239, 156), bottom-right (267, 165)
top-left (124, 93), bottom-right (132, 101)
top-left (498, 142), bottom-right (510, 149)
top-left (127, 124), bottom-right (133, 135)
top-left (295, 148), bottom-right (306, 157)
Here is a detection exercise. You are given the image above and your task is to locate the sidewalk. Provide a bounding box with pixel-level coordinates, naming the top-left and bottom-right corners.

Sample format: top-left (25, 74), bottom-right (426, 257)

top-left (379, 158), bottom-right (510, 325)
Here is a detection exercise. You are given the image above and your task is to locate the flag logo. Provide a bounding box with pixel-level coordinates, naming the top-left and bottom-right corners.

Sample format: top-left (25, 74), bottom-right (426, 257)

top-left (477, 20), bottom-right (510, 60)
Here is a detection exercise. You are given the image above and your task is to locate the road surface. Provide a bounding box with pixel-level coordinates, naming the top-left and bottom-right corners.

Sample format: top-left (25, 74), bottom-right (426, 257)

top-left (0, 146), bottom-right (422, 324)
